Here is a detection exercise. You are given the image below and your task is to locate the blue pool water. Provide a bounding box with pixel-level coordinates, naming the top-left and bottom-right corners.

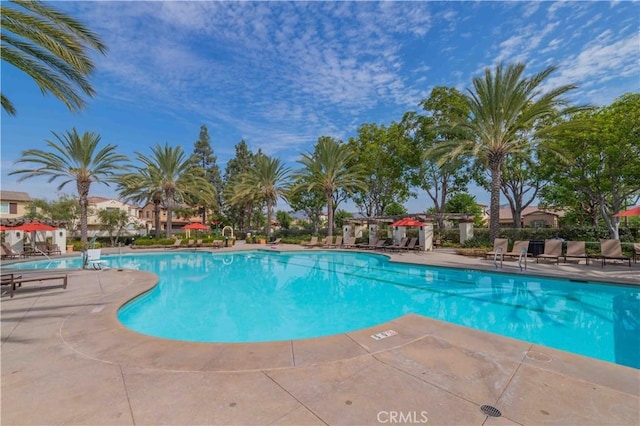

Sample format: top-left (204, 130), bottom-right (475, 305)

top-left (11, 250), bottom-right (640, 368)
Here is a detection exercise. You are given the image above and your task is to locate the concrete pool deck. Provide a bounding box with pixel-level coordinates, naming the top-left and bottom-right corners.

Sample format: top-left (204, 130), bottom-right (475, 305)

top-left (2, 244), bottom-right (639, 425)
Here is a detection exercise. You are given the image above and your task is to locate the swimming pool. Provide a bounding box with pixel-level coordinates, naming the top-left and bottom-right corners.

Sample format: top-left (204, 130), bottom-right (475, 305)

top-left (11, 250), bottom-right (639, 368)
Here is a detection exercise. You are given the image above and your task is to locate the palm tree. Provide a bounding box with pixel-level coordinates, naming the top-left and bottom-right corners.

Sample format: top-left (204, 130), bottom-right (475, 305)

top-left (1, 0), bottom-right (107, 115)
top-left (294, 137), bottom-right (366, 236)
top-left (431, 62), bottom-right (579, 241)
top-left (10, 128), bottom-right (128, 244)
top-left (124, 144), bottom-right (215, 238)
top-left (118, 167), bottom-right (164, 239)
top-left (231, 154), bottom-right (290, 237)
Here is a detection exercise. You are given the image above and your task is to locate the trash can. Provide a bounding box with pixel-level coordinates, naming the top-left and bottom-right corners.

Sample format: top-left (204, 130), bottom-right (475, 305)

top-left (529, 240), bottom-right (545, 257)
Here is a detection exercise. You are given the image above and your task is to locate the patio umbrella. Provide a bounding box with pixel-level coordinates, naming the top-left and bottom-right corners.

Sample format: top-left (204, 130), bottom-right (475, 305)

top-left (613, 206), bottom-right (640, 217)
top-left (0, 225), bottom-right (9, 231)
top-left (13, 222), bottom-right (57, 232)
top-left (390, 218), bottom-right (426, 227)
top-left (182, 223), bottom-right (209, 230)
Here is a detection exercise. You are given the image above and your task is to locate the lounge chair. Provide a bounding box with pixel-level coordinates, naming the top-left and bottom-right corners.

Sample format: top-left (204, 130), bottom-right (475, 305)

top-left (1, 272), bottom-right (67, 298)
top-left (563, 241), bottom-right (589, 265)
top-left (328, 236), bottom-right (342, 248)
top-left (503, 241), bottom-right (530, 260)
top-left (270, 238), bottom-right (281, 245)
top-left (185, 239), bottom-right (195, 248)
top-left (358, 239), bottom-right (387, 250)
top-left (599, 239), bottom-right (631, 267)
top-left (384, 237), bottom-right (408, 252)
top-left (195, 239), bottom-right (203, 248)
top-left (535, 239), bottom-right (562, 264)
top-left (634, 243), bottom-right (640, 264)
top-left (46, 243), bottom-right (61, 255)
top-left (166, 239), bottom-right (183, 249)
top-left (302, 236), bottom-right (318, 248)
top-left (86, 249), bottom-right (108, 270)
top-left (321, 236), bottom-right (334, 247)
top-left (342, 237), bottom-right (357, 249)
top-left (403, 237), bottom-right (418, 251)
top-left (485, 238), bottom-right (508, 260)
top-left (1, 242), bottom-right (21, 259)
top-left (212, 240), bottom-right (223, 249)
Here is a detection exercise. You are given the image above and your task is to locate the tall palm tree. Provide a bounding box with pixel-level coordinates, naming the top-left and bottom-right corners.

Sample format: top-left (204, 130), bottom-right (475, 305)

top-left (1, 0), bottom-right (107, 115)
top-left (118, 167), bottom-right (164, 239)
top-left (231, 154), bottom-right (290, 236)
top-left (430, 62), bottom-right (579, 241)
top-left (125, 144), bottom-right (215, 238)
top-left (295, 137), bottom-right (366, 236)
top-left (10, 128), bottom-right (128, 244)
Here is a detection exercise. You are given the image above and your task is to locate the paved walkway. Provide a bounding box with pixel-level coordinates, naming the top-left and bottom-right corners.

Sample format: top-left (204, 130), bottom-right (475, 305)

top-left (2, 245), bottom-right (639, 425)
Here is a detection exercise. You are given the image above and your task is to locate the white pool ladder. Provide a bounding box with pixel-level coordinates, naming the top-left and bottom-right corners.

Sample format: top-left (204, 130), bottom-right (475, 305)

top-left (518, 247), bottom-right (528, 271)
top-left (493, 247), bottom-right (503, 269)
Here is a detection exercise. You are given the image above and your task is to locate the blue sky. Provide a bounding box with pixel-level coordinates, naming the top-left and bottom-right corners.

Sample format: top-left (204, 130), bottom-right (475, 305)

top-left (2, 1), bottom-right (638, 213)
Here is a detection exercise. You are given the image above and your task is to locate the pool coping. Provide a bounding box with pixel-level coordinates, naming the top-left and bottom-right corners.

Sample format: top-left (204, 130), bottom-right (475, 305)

top-left (2, 246), bottom-right (639, 425)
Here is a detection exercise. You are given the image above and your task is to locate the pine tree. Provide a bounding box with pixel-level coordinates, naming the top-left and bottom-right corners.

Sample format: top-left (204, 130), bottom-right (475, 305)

top-left (191, 125), bottom-right (223, 222)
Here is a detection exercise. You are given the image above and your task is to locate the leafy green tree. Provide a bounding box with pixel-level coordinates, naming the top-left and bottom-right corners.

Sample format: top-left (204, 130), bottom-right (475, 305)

top-left (98, 208), bottom-right (129, 246)
top-left (287, 180), bottom-right (325, 234)
top-left (275, 210), bottom-right (292, 230)
top-left (409, 87), bottom-right (472, 229)
top-left (122, 144), bottom-right (215, 238)
top-left (294, 136), bottom-right (366, 236)
top-left (24, 195), bottom-right (80, 235)
top-left (230, 154), bottom-right (290, 236)
top-left (445, 193), bottom-right (484, 226)
top-left (334, 209), bottom-right (353, 230)
top-left (223, 140), bottom-right (254, 231)
top-left (11, 128), bottom-right (127, 244)
top-left (190, 125), bottom-right (223, 222)
top-left (539, 93), bottom-right (640, 238)
top-left (384, 201), bottom-right (407, 216)
top-left (347, 122), bottom-right (413, 217)
top-left (429, 63), bottom-right (580, 241)
top-left (1, 0), bottom-right (107, 115)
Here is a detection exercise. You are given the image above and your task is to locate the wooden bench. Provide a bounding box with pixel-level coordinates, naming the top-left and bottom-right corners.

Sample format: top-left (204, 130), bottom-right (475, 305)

top-left (1, 273), bottom-right (68, 298)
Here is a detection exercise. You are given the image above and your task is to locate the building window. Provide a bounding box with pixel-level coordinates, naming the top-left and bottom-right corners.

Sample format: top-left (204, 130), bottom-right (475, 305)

top-left (0, 203), bottom-right (8, 214)
top-left (146, 211), bottom-right (150, 218)
top-left (532, 220), bottom-right (547, 228)
top-left (9, 203), bottom-right (17, 214)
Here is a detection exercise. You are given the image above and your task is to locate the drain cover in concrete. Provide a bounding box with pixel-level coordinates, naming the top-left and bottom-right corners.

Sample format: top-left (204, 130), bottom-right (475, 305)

top-left (481, 405), bottom-right (502, 417)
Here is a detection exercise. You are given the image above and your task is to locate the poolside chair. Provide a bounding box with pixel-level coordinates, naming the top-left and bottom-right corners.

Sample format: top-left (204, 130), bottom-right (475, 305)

top-left (166, 239), bottom-right (183, 250)
top-left (403, 237), bottom-right (418, 251)
top-left (535, 239), bottom-right (562, 264)
top-left (563, 241), bottom-right (590, 265)
top-left (503, 241), bottom-right (530, 260)
top-left (342, 237), bottom-right (357, 249)
top-left (86, 249), bottom-right (108, 270)
top-left (384, 237), bottom-right (408, 252)
top-left (1, 242), bottom-right (21, 259)
top-left (321, 236), bottom-right (334, 247)
top-left (302, 236), bottom-right (318, 248)
top-left (46, 243), bottom-right (61, 255)
top-left (634, 243), bottom-right (640, 264)
top-left (185, 239), bottom-right (195, 248)
top-left (599, 239), bottom-right (631, 267)
top-left (372, 239), bottom-right (389, 250)
top-left (485, 238), bottom-right (508, 260)
top-left (211, 240), bottom-right (223, 249)
top-left (195, 239), bottom-right (203, 248)
top-left (328, 236), bottom-right (342, 248)
top-left (270, 238), bottom-right (281, 245)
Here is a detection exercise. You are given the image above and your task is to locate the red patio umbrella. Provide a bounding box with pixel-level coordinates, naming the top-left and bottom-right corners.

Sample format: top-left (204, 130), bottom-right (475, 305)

top-left (613, 206), bottom-right (640, 217)
top-left (390, 218), bottom-right (426, 227)
top-left (13, 222), bottom-right (57, 232)
top-left (182, 223), bottom-right (209, 230)
top-left (0, 225), bottom-right (9, 231)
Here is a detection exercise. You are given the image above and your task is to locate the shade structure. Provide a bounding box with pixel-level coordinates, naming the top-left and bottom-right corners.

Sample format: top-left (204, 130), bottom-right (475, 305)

top-left (613, 206), bottom-right (640, 217)
top-left (390, 218), bottom-right (426, 227)
top-left (0, 225), bottom-right (9, 231)
top-left (13, 222), bottom-right (56, 232)
top-left (182, 222), bottom-right (209, 230)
